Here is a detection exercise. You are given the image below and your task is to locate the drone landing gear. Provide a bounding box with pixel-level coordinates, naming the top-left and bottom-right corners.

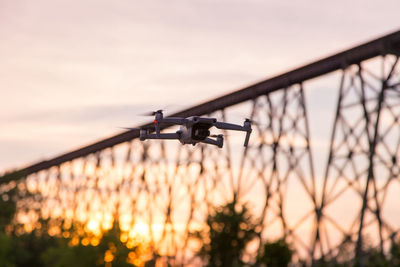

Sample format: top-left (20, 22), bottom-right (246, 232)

top-left (201, 136), bottom-right (223, 148)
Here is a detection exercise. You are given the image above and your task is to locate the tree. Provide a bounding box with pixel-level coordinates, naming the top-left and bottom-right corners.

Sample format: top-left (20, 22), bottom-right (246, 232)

top-left (0, 191), bottom-right (18, 267)
top-left (257, 239), bottom-right (293, 267)
top-left (41, 220), bottom-right (139, 267)
top-left (193, 199), bottom-right (257, 267)
top-left (0, 193), bottom-right (16, 232)
top-left (0, 183), bottom-right (142, 267)
top-left (390, 238), bottom-right (400, 266)
top-left (0, 232), bottom-right (16, 267)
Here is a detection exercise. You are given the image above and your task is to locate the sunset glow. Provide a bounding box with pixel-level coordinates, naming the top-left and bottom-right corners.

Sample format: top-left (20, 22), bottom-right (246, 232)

top-left (2, 1), bottom-right (400, 266)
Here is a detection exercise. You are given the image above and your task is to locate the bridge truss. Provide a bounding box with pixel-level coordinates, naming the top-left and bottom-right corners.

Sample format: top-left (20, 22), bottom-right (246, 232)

top-left (1, 30), bottom-right (400, 265)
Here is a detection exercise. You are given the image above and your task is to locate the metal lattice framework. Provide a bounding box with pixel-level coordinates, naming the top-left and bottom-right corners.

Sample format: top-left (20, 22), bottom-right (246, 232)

top-left (1, 30), bottom-right (400, 266)
top-left (317, 55), bottom-right (400, 263)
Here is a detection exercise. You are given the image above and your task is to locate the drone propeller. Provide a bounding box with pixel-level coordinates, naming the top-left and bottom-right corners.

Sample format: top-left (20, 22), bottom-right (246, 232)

top-left (139, 109), bottom-right (164, 116)
top-left (136, 109), bottom-right (164, 136)
top-left (245, 118), bottom-right (258, 124)
top-left (119, 127), bottom-right (140, 131)
top-left (119, 126), bottom-right (155, 131)
top-left (244, 118), bottom-right (269, 127)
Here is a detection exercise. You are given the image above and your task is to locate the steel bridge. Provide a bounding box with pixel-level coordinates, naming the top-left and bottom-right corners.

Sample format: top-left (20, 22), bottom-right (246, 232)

top-left (1, 30), bottom-right (400, 265)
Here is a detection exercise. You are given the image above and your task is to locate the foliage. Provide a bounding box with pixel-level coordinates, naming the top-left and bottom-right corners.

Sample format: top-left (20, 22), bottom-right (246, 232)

top-left (4, 185), bottom-right (400, 266)
top-left (40, 220), bottom-right (139, 267)
top-left (311, 243), bottom-right (394, 267)
top-left (193, 199), bottom-right (257, 267)
top-left (40, 223), bottom-right (138, 267)
top-left (390, 239), bottom-right (400, 266)
top-left (11, 228), bottom-right (58, 267)
top-left (257, 238), bottom-right (293, 267)
top-left (0, 194), bottom-right (16, 232)
top-left (0, 193), bottom-right (18, 267)
top-left (0, 184), bottom-right (143, 267)
top-left (0, 221), bottom-right (140, 267)
top-left (0, 192), bottom-right (139, 267)
top-left (0, 232), bottom-right (16, 267)
top-left (361, 248), bottom-right (389, 267)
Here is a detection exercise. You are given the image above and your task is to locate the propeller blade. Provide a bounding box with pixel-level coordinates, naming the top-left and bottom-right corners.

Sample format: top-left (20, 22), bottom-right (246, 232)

top-left (139, 109), bottom-right (164, 116)
top-left (119, 127), bottom-right (141, 130)
top-left (245, 118), bottom-right (258, 124)
top-left (119, 126), bottom-right (155, 131)
top-left (244, 118), bottom-right (267, 127)
top-left (139, 111), bottom-right (156, 116)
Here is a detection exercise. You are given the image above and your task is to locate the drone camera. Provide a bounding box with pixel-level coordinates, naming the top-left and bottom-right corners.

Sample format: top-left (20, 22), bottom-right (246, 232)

top-left (193, 128), bottom-right (210, 140)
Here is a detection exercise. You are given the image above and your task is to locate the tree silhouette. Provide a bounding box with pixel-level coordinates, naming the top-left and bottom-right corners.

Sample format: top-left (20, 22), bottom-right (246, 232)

top-left (41, 220), bottom-right (139, 267)
top-left (193, 199), bottom-right (257, 267)
top-left (257, 239), bottom-right (293, 267)
top-left (0, 187), bottom-right (140, 267)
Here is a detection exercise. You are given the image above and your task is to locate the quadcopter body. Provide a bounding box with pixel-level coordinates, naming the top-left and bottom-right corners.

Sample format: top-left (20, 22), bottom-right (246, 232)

top-left (125, 110), bottom-right (252, 148)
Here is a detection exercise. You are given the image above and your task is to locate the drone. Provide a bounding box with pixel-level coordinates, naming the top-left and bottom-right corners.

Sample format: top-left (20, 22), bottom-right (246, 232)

top-left (124, 110), bottom-right (252, 148)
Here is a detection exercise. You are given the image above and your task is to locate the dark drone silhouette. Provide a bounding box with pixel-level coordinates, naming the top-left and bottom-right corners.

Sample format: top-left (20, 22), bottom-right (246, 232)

top-left (124, 110), bottom-right (252, 148)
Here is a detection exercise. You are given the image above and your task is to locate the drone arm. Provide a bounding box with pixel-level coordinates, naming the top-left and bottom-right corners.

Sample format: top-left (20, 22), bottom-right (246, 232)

top-left (215, 120), bottom-right (252, 146)
top-left (200, 137), bottom-right (223, 148)
top-left (143, 133), bottom-right (181, 140)
top-left (214, 121), bottom-right (246, 131)
top-left (159, 117), bottom-right (188, 125)
top-left (153, 117), bottom-right (187, 136)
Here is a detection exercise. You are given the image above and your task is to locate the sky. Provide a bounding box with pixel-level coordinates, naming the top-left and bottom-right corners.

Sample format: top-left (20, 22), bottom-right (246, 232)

top-left (1, 0), bottom-right (400, 172)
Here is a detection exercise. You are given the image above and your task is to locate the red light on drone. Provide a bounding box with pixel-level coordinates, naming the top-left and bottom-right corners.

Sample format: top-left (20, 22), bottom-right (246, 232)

top-left (154, 120), bottom-right (157, 124)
